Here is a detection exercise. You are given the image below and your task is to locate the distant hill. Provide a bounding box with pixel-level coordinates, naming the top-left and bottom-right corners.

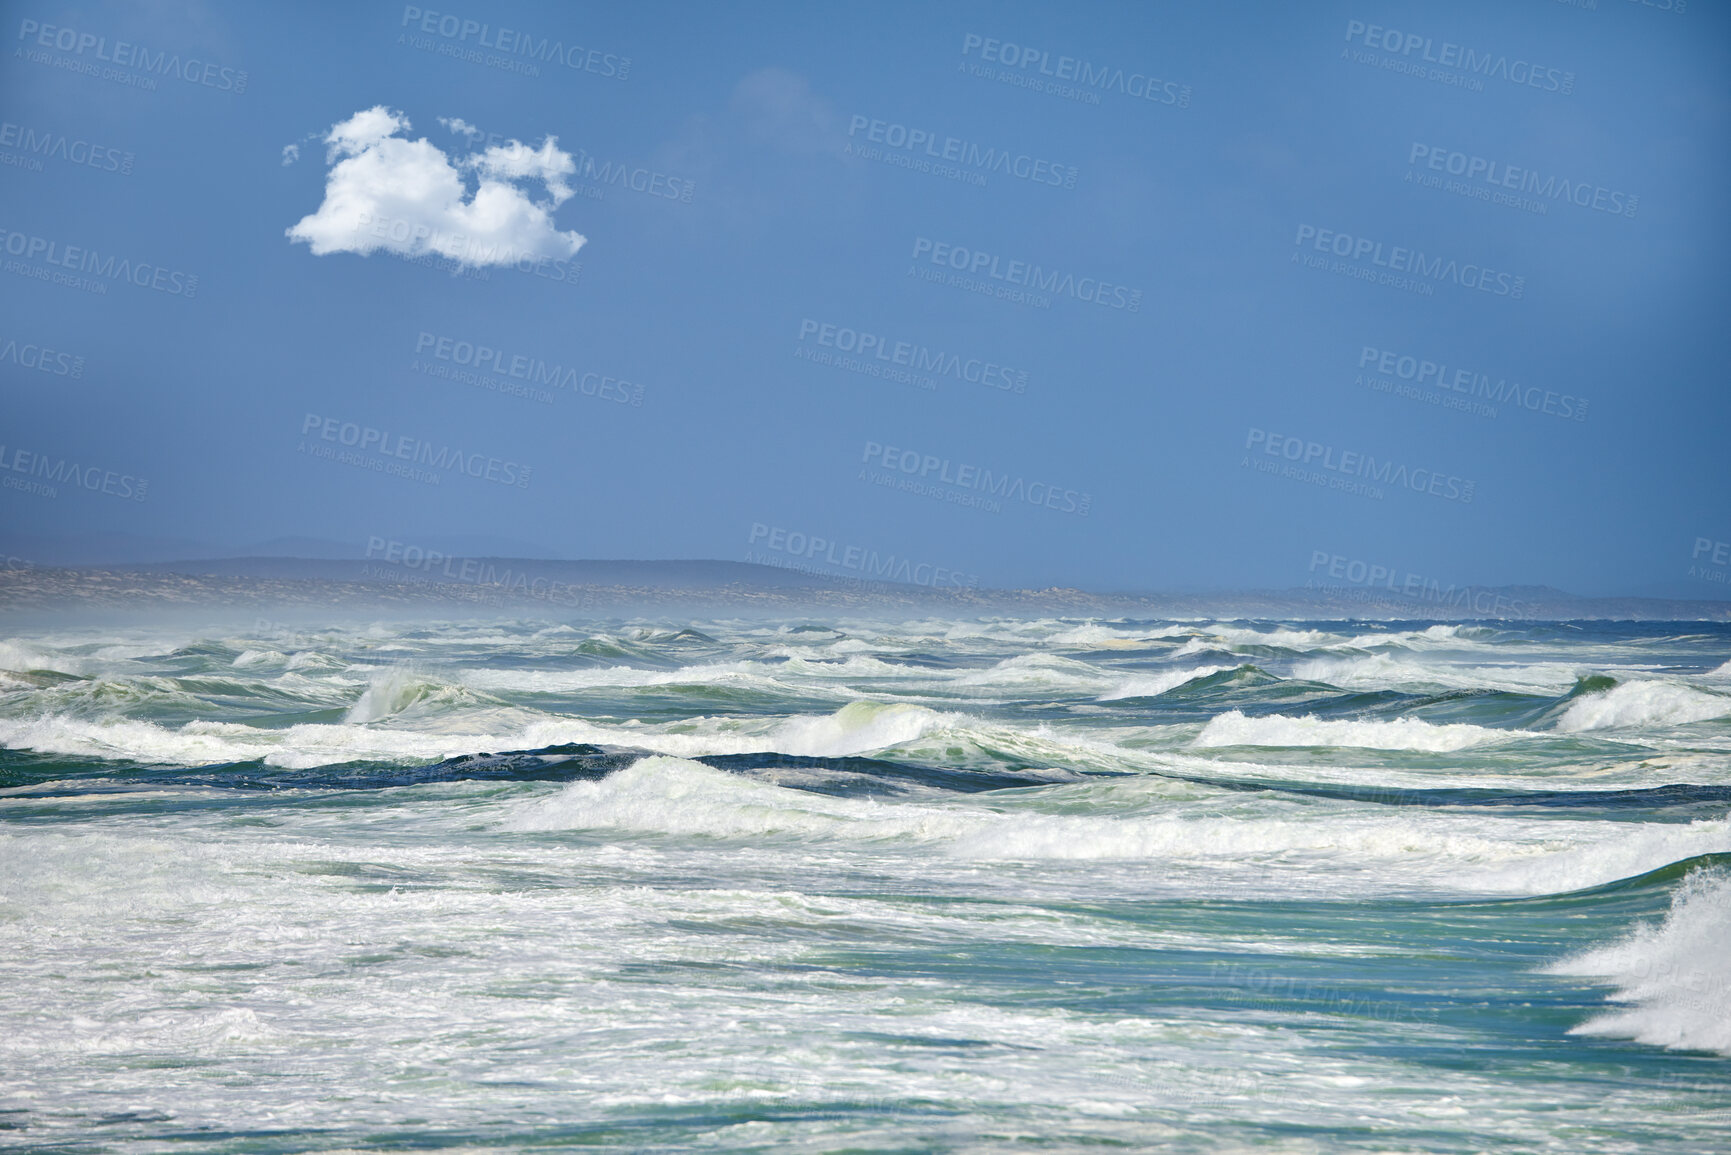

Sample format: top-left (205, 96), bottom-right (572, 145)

top-left (1, 556), bottom-right (1727, 622)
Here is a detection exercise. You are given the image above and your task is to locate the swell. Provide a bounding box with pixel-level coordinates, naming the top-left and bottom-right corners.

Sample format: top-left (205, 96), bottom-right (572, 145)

top-left (1125, 763), bottom-right (1731, 821)
top-left (8, 738), bottom-right (1727, 819)
top-left (0, 743), bottom-right (1073, 797)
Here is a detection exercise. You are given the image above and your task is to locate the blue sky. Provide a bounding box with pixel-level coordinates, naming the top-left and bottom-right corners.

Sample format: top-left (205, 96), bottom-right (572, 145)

top-left (2, 0), bottom-right (1727, 596)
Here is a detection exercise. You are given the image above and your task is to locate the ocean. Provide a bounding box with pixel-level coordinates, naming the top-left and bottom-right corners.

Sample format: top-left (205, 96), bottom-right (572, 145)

top-left (2, 614), bottom-right (1728, 1151)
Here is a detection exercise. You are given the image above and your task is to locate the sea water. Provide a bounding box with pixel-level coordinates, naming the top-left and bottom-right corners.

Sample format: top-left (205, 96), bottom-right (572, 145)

top-left (2, 615), bottom-right (1728, 1151)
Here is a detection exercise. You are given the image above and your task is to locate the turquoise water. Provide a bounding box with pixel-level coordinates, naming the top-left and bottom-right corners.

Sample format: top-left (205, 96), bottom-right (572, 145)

top-left (2, 616), bottom-right (1728, 1151)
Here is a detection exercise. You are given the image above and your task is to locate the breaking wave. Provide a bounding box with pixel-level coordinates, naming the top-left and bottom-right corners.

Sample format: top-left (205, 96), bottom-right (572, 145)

top-left (1545, 868), bottom-right (1731, 1055)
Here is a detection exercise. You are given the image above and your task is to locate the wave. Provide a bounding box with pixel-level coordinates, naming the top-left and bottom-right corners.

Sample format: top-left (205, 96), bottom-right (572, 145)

top-left (342, 668), bottom-right (508, 723)
top-left (1192, 709), bottom-right (1518, 752)
top-left (457, 660), bottom-right (770, 694)
top-left (1045, 623), bottom-right (1194, 647)
top-left (504, 757), bottom-right (1731, 897)
top-left (1098, 666), bottom-right (1236, 701)
top-left (0, 639), bottom-right (87, 676)
top-left (1544, 868), bottom-right (1731, 1055)
top-left (506, 756), bottom-right (922, 839)
top-left (347, 667), bottom-right (428, 723)
top-left (763, 700), bottom-right (952, 756)
top-left (231, 648), bottom-right (285, 669)
top-left (0, 699), bottom-right (960, 771)
top-left (1346, 623), bottom-right (1468, 646)
top-left (950, 653), bottom-right (1117, 694)
top-left (1186, 626), bottom-right (1343, 650)
top-left (1291, 653), bottom-right (1581, 696)
top-left (1555, 681), bottom-right (1731, 732)
top-left (0, 712), bottom-right (503, 770)
top-left (1460, 819), bottom-right (1731, 896)
top-left (1183, 623), bottom-right (1493, 656)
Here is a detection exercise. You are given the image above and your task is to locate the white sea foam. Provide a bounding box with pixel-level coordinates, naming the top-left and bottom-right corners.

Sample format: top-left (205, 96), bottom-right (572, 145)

top-left (1193, 710), bottom-right (1516, 752)
top-left (1556, 681), bottom-right (1731, 732)
top-left (1545, 869), bottom-right (1731, 1055)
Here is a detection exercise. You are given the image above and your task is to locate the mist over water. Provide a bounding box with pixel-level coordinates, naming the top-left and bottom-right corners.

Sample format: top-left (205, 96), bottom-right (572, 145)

top-left (2, 612), bottom-right (1728, 1150)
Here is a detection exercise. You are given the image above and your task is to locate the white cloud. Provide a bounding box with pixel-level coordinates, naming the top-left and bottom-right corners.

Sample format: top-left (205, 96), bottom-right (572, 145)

top-left (280, 143), bottom-right (299, 166)
top-left (438, 116), bottom-right (482, 141)
top-left (285, 106), bottom-right (585, 268)
top-left (471, 138), bottom-right (576, 205)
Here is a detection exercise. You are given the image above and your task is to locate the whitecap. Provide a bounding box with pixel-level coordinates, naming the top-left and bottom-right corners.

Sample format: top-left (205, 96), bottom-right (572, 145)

top-left (1193, 709), bottom-right (1518, 752)
top-left (1556, 681), bottom-right (1731, 732)
top-left (1099, 666), bottom-right (1234, 701)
